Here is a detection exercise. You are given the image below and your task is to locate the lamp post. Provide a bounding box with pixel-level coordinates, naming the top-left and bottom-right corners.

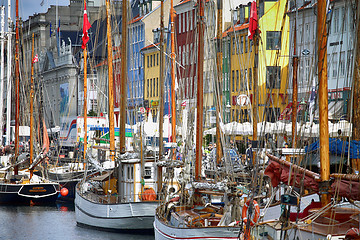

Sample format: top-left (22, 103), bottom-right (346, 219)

top-left (225, 102), bottom-right (231, 123)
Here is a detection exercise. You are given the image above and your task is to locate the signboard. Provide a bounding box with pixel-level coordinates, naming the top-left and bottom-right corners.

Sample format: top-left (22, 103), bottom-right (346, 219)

top-left (236, 94), bottom-right (250, 106)
top-left (139, 107), bottom-right (146, 114)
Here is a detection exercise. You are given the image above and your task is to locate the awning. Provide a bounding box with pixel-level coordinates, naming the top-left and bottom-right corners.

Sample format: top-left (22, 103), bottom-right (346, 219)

top-left (315, 101), bottom-right (344, 120)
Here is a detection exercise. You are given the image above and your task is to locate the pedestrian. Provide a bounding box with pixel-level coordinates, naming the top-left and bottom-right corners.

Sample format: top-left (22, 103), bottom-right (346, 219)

top-left (246, 143), bottom-right (253, 167)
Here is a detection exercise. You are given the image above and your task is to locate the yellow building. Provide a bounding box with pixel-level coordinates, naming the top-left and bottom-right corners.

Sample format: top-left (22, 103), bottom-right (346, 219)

top-left (257, 0), bottom-right (289, 122)
top-left (142, 42), bottom-right (161, 118)
top-left (228, 21), bottom-right (255, 123)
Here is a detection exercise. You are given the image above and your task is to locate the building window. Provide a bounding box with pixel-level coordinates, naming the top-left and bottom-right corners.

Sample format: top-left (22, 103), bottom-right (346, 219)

top-left (266, 66), bottom-right (281, 89)
top-left (90, 99), bottom-right (97, 112)
top-left (156, 77), bottom-right (159, 96)
top-left (240, 36), bottom-right (244, 54)
top-left (333, 8), bottom-right (339, 33)
top-left (147, 79), bottom-right (149, 98)
top-left (179, 14), bottom-right (181, 33)
top-left (150, 55), bottom-right (153, 67)
top-left (266, 31), bottom-right (281, 50)
top-left (250, 40), bottom-right (253, 52)
top-left (153, 78), bottom-right (156, 97)
top-left (232, 38), bottom-right (235, 55)
top-left (332, 53), bottom-right (338, 78)
top-left (339, 52), bottom-right (345, 76)
top-left (249, 68), bottom-right (252, 90)
top-left (245, 37), bottom-right (248, 53)
top-left (232, 70), bottom-right (235, 92)
top-left (157, 53), bottom-right (159, 66)
top-left (190, 11), bottom-right (193, 30)
top-left (236, 70), bottom-right (239, 92)
top-left (147, 55), bottom-right (149, 68)
top-left (153, 54), bottom-right (156, 66)
top-left (150, 78), bottom-right (152, 97)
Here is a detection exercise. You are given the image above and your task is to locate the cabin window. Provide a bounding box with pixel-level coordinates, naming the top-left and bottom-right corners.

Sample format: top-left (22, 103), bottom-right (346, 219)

top-left (266, 66), bottom-right (281, 89)
top-left (144, 166), bottom-right (152, 179)
top-left (266, 31), bottom-right (281, 50)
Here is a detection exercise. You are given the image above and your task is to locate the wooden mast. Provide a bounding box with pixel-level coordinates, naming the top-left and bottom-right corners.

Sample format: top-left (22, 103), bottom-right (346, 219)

top-left (317, 0), bottom-right (330, 206)
top-left (83, 0), bottom-right (88, 161)
top-left (157, 0), bottom-right (165, 194)
top-left (119, 0), bottom-right (127, 154)
top-left (14, 0), bottom-right (19, 175)
top-left (106, 0), bottom-right (115, 161)
top-left (351, 1), bottom-right (360, 172)
top-left (30, 33), bottom-right (35, 179)
top-left (215, 0), bottom-right (223, 164)
top-left (291, 14), bottom-right (298, 148)
top-left (195, 0), bottom-right (205, 181)
top-left (170, 0), bottom-right (176, 149)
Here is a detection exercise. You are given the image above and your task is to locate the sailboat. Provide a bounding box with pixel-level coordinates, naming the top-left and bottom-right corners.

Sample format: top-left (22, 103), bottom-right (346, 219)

top-left (0, 0), bottom-right (60, 205)
top-left (250, 0), bottom-right (360, 239)
top-left (75, 0), bottom-right (158, 231)
top-left (153, 0), bottom-right (255, 239)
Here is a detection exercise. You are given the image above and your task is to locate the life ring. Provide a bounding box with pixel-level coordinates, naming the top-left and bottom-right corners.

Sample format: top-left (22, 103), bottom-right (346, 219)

top-left (242, 199), bottom-right (260, 226)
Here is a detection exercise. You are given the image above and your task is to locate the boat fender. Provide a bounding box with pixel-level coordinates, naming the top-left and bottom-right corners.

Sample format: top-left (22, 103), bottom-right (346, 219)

top-left (60, 188), bottom-right (69, 196)
top-left (242, 200), bottom-right (260, 226)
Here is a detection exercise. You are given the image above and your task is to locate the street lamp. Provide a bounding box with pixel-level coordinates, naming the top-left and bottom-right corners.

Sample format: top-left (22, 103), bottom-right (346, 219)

top-left (225, 102), bottom-right (231, 123)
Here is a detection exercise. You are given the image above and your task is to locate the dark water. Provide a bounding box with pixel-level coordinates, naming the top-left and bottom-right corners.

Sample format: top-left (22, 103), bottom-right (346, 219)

top-left (0, 203), bottom-right (154, 240)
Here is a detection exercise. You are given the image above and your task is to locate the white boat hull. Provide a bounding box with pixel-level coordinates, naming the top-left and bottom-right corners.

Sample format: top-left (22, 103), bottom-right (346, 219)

top-left (154, 215), bottom-right (241, 240)
top-left (75, 189), bottom-right (157, 230)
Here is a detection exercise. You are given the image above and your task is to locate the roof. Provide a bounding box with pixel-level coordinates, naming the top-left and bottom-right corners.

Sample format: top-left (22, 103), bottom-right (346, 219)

top-left (141, 42), bottom-right (160, 51)
top-left (129, 15), bottom-right (143, 24)
top-left (222, 22), bottom-right (249, 37)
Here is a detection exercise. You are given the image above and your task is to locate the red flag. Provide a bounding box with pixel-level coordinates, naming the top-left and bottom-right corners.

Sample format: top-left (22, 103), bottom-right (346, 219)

top-left (82, 2), bottom-right (91, 49)
top-left (248, 0), bottom-right (258, 40)
top-left (32, 54), bottom-right (39, 63)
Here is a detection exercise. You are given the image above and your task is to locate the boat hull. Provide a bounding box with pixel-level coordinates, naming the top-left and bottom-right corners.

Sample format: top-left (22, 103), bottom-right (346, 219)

top-left (154, 215), bottom-right (241, 240)
top-left (75, 189), bottom-right (157, 231)
top-left (0, 182), bottom-right (60, 205)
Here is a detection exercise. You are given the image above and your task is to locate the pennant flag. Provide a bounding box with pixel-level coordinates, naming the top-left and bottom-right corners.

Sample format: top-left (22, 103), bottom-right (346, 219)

top-left (32, 54), bottom-right (39, 63)
top-left (308, 78), bottom-right (316, 125)
top-left (82, 2), bottom-right (91, 49)
top-left (248, 0), bottom-right (258, 40)
top-left (57, 18), bottom-right (60, 33)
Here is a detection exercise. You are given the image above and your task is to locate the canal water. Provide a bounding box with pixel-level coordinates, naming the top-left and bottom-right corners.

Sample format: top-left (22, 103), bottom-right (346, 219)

top-left (0, 203), bottom-right (154, 240)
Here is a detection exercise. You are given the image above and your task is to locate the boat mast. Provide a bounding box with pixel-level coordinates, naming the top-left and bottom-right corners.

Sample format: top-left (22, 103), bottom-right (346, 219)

top-left (0, 6), bottom-right (4, 147)
top-left (351, 1), bottom-right (360, 173)
top-left (157, 0), bottom-right (165, 193)
top-left (215, 0), bottom-right (222, 164)
top-left (106, 0), bottom-right (115, 161)
top-left (83, 0), bottom-right (88, 160)
top-left (14, 0), bottom-right (19, 175)
top-left (170, 0), bottom-right (176, 149)
top-left (30, 33), bottom-right (34, 179)
top-left (291, 9), bottom-right (298, 148)
top-left (317, 0), bottom-right (330, 206)
top-left (6, 0), bottom-right (11, 146)
top-left (119, 0), bottom-right (127, 154)
top-left (195, 0), bottom-right (205, 181)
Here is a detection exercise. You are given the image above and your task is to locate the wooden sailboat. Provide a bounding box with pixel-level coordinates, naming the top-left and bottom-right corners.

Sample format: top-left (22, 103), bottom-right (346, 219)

top-left (253, 0), bottom-right (360, 239)
top-left (0, 0), bottom-right (60, 205)
top-left (153, 0), bottom-right (248, 239)
top-left (74, 0), bottom-right (158, 231)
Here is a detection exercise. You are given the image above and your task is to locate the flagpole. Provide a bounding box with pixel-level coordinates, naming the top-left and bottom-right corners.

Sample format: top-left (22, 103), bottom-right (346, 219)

top-left (6, 0), bottom-right (11, 146)
top-left (30, 33), bottom-right (35, 179)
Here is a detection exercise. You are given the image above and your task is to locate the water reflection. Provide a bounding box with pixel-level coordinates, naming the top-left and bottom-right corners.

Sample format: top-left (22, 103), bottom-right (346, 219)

top-left (0, 203), bottom-right (154, 240)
